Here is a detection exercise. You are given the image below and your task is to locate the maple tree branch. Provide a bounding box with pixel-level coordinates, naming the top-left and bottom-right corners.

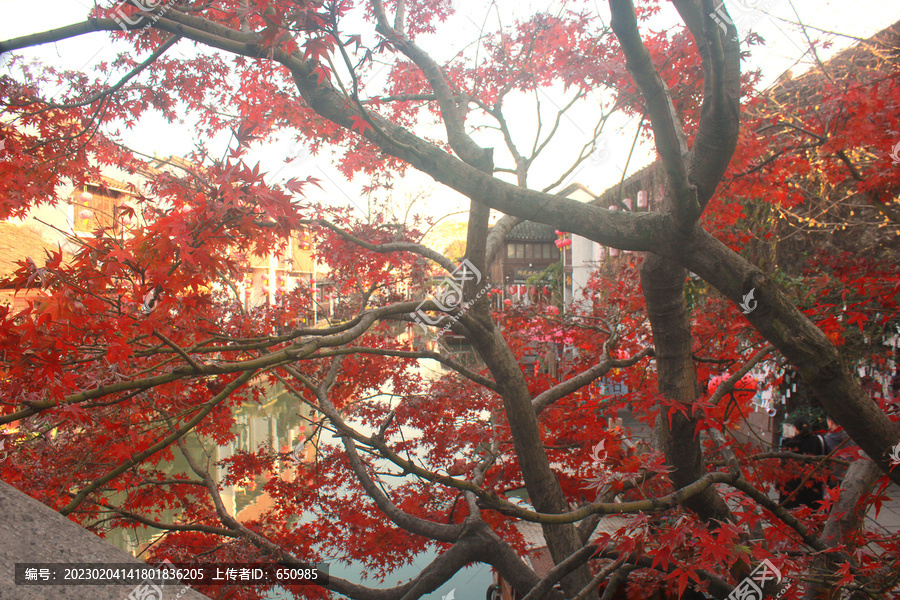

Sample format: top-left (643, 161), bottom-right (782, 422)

top-left (306, 218), bottom-right (456, 273)
top-left (282, 366), bottom-right (468, 542)
top-left (533, 346), bottom-right (654, 414)
top-left (496, 468), bottom-right (741, 524)
top-left (677, 229), bottom-right (900, 486)
top-left (596, 563), bottom-right (635, 600)
top-left (726, 141), bottom-right (815, 178)
top-left (288, 51), bottom-right (668, 250)
top-left (362, 93), bottom-right (436, 103)
top-left (0, 20), bottom-right (117, 52)
top-left (24, 94), bottom-right (112, 157)
top-left (453, 306), bottom-right (600, 596)
top-left (777, 438), bottom-right (850, 510)
top-left (641, 250), bottom-right (736, 525)
top-left (575, 555), bottom-right (630, 600)
top-left (393, 0), bottom-right (406, 31)
top-left (805, 459), bottom-right (884, 599)
top-left (591, 549), bottom-right (733, 598)
top-left (708, 344), bottom-right (774, 406)
top-left (343, 427), bottom-right (467, 544)
top-left (609, 0), bottom-right (696, 228)
top-left (261, 364), bottom-right (750, 586)
top-left (0, 301), bottom-right (430, 425)
top-left (520, 544), bottom-right (606, 600)
top-left (672, 0), bottom-right (741, 208)
top-left (529, 91), bottom-right (594, 167)
top-left (0, 14), bottom-right (253, 59)
top-left (17, 35), bottom-right (181, 113)
top-left (153, 329), bottom-right (203, 371)
top-left (176, 439), bottom-right (406, 599)
top-left (100, 504), bottom-right (238, 537)
top-left (308, 346), bottom-right (498, 392)
top-left (273, 369), bottom-right (567, 598)
top-left (728, 477), bottom-right (828, 552)
top-left (371, 0), bottom-right (490, 170)
top-left (488, 95), bottom-right (528, 185)
top-left (59, 368), bottom-right (258, 516)
top-left (297, 15), bottom-right (595, 582)
top-left (0, 346), bottom-right (307, 425)
top-left (485, 214), bottom-right (522, 269)
top-left (154, 7), bottom-right (259, 47)
top-left (285, 363), bottom-right (573, 525)
top-left (541, 116), bottom-right (610, 194)
top-left (834, 150), bottom-right (900, 226)
top-left (4, 17), bottom-right (663, 256)
top-left (710, 451), bottom-right (850, 467)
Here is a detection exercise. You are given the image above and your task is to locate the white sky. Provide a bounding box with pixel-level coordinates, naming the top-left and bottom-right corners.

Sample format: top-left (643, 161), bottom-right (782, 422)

top-left (1, 0), bottom-right (899, 224)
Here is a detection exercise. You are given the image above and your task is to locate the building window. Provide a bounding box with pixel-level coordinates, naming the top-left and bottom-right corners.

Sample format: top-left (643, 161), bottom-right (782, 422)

top-left (525, 243), bottom-right (533, 259)
top-left (543, 244), bottom-right (552, 259)
top-left (73, 183), bottom-right (128, 233)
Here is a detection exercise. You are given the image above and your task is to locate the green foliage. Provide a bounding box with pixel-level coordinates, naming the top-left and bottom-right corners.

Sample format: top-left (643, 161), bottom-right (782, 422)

top-left (526, 260), bottom-right (564, 308)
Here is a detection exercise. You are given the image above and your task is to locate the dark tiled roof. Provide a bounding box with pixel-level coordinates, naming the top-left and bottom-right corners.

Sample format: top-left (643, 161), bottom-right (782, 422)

top-left (765, 20), bottom-right (900, 105)
top-left (0, 222), bottom-right (61, 278)
top-left (596, 20), bottom-right (900, 202)
top-left (507, 220), bottom-right (557, 242)
top-left (596, 161), bottom-right (661, 207)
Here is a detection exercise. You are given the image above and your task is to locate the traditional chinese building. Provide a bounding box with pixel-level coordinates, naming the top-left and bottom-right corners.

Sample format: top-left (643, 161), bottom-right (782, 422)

top-left (0, 221), bottom-right (69, 313)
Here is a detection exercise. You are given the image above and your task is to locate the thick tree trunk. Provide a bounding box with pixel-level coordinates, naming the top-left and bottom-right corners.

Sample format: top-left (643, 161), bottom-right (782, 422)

top-left (802, 459), bottom-right (883, 600)
top-left (641, 253), bottom-right (733, 524)
top-left (678, 230), bottom-right (900, 485)
top-left (464, 317), bottom-right (596, 597)
top-left (464, 201), bottom-right (597, 598)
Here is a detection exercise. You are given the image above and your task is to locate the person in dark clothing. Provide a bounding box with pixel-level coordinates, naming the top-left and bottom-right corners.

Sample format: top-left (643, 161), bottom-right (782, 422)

top-left (779, 416), bottom-right (826, 509)
top-left (823, 416), bottom-right (852, 487)
top-left (823, 416), bottom-right (848, 454)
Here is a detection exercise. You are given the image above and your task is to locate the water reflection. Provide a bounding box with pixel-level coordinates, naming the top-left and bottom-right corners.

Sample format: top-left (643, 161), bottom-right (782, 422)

top-left (107, 378), bottom-right (315, 554)
top-left (107, 333), bottom-right (491, 597)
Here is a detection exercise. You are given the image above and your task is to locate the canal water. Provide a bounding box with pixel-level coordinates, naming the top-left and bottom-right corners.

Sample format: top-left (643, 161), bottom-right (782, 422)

top-left (110, 346), bottom-right (493, 598)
